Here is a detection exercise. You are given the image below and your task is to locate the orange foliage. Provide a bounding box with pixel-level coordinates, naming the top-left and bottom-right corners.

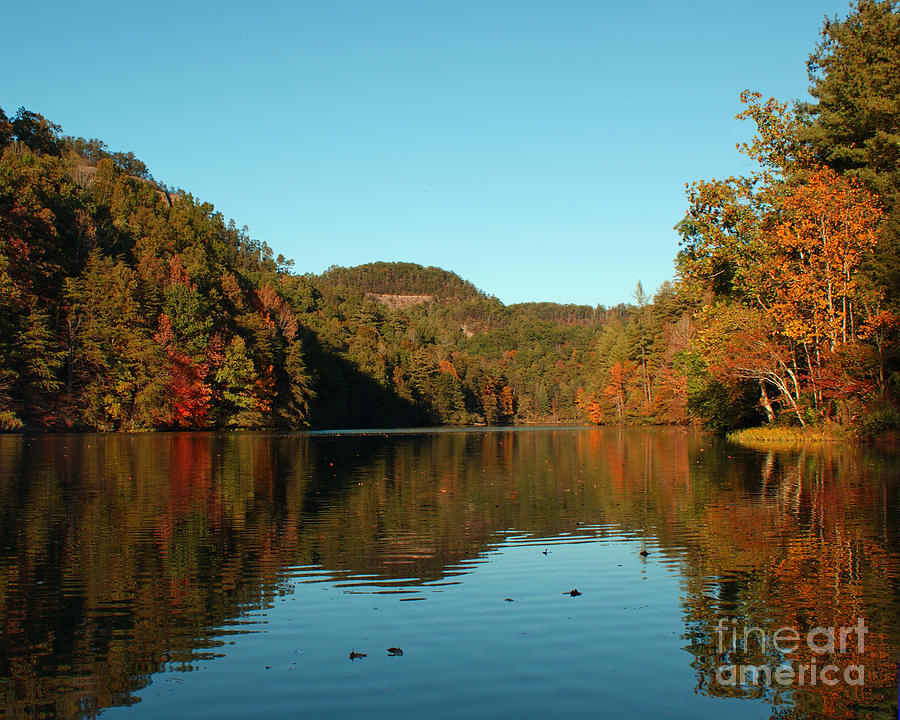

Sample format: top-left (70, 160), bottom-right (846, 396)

top-left (253, 364), bottom-right (276, 415)
top-left (479, 376), bottom-right (515, 423)
top-left (603, 361), bottom-right (635, 420)
top-left (766, 168), bottom-right (883, 351)
top-left (254, 283), bottom-right (299, 341)
top-left (575, 387), bottom-right (604, 424)
top-left (167, 254), bottom-right (192, 287)
top-left (437, 359), bottom-right (459, 379)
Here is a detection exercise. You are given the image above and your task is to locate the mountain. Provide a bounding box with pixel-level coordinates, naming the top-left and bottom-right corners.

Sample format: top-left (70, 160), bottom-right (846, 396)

top-left (316, 262), bottom-right (486, 302)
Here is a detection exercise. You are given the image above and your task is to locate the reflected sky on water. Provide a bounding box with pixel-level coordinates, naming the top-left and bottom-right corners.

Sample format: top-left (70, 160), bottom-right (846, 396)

top-left (0, 428), bottom-right (897, 719)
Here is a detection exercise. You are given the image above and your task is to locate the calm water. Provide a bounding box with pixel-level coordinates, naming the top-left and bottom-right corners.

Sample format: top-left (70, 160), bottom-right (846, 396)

top-left (0, 428), bottom-right (898, 720)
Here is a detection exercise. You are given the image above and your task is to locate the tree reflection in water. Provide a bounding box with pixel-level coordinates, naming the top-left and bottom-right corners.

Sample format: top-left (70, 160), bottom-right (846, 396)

top-left (0, 429), bottom-right (896, 719)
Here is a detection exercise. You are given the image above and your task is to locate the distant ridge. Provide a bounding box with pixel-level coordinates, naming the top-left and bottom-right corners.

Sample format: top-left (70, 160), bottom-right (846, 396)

top-left (318, 261), bottom-right (486, 302)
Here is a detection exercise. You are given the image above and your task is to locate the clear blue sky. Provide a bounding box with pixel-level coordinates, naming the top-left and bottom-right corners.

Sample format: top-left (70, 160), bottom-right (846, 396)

top-left (3, 0), bottom-right (848, 306)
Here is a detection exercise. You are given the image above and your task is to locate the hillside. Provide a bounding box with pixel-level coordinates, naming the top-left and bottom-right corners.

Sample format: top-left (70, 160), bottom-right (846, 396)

top-left (317, 261), bottom-right (485, 301)
top-left (0, 107), bottom-right (642, 430)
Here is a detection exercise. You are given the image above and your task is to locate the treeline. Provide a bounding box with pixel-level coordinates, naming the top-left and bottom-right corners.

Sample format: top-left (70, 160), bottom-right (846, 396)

top-left (577, 0), bottom-right (900, 434)
top-left (0, 0), bottom-right (897, 433)
top-left (673, 0), bottom-right (900, 433)
top-left (319, 261), bottom-right (484, 301)
top-left (0, 107), bottom-right (662, 431)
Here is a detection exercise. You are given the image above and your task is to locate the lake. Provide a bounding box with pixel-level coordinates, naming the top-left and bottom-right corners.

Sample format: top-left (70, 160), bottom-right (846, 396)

top-left (0, 428), bottom-right (897, 719)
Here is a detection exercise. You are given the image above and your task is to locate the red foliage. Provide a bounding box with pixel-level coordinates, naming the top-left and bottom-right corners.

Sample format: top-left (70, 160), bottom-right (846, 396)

top-left (168, 351), bottom-right (211, 428)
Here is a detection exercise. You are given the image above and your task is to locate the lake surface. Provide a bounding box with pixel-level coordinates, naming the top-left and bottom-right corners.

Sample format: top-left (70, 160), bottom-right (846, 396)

top-left (0, 428), bottom-right (898, 719)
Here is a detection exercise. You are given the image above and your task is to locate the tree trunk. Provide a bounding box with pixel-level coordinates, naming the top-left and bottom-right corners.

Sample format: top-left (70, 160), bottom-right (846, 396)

top-left (759, 380), bottom-right (776, 423)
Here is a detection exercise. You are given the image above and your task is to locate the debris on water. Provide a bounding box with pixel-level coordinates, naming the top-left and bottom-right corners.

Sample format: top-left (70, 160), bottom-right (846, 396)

top-left (386, 647), bottom-right (403, 656)
top-left (639, 550), bottom-right (650, 557)
top-left (566, 588), bottom-right (582, 597)
top-left (349, 651), bottom-right (367, 660)
top-left (504, 597), bottom-right (515, 602)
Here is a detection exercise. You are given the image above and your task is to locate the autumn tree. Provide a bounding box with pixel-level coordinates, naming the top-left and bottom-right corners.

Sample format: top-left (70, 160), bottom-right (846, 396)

top-left (214, 336), bottom-right (268, 428)
top-left (677, 91), bottom-right (887, 426)
top-left (478, 375), bottom-right (515, 425)
top-left (66, 250), bottom-right (167, 430)
top-left (798, 0), bottom-right (900, 275)
top-left (798, 0), bottom-right (900, 409)
top-left (9, 108), bottom-right (64, 156)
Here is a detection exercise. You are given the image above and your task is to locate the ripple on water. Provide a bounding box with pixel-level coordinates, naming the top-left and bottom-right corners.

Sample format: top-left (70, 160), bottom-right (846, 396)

top-left (1, 429), bottom-right (897, 720)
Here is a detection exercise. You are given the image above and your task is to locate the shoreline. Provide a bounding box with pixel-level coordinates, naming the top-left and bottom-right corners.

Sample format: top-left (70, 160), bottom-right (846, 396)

top-left (727, 426), bottom-right (900, 448)
top-left (727, 427), bottom-right (843, 444)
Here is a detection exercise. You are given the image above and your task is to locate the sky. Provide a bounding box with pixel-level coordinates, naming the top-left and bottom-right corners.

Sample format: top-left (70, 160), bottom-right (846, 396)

top-left (3, 0), bottom-right (850, 306)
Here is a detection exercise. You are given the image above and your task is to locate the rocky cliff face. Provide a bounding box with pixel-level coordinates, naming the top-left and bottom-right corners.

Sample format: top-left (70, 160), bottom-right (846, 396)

top-left (75, 163), bottom-right (180, 206)
top-left (365, 293), bottom-right (434, 309)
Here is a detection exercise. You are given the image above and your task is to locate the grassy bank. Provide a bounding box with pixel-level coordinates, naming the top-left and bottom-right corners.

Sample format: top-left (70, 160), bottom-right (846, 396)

top-left (726, 426), bottom-right (845, 444)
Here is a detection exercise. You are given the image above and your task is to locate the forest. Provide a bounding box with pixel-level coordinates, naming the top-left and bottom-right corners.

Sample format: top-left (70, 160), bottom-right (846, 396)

top-left (0, 0), bottom-right (897, 435)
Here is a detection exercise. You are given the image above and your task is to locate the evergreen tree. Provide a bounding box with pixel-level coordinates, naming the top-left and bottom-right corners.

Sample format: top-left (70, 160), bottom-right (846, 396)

top-left (799, 0), bottom-right (900, 299)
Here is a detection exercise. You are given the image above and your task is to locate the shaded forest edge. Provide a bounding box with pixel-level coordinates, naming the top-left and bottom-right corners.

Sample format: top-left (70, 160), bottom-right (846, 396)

top-left (1, 1), bottom-right (898, 437)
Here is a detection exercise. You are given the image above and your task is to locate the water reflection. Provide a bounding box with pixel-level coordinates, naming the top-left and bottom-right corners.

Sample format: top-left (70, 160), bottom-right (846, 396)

top-left (0, 429), bottom-right (897, 719)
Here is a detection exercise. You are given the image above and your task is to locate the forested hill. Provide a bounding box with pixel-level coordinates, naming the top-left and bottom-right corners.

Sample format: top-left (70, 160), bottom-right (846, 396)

top-left (0, 106), bottom-right (627, 431)
top-left (317, 262), bottom-right (485, 302)
top-left (1, 1), bottom-right (898, 435)
top-left (318, 264), bottom-right (606, 326)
